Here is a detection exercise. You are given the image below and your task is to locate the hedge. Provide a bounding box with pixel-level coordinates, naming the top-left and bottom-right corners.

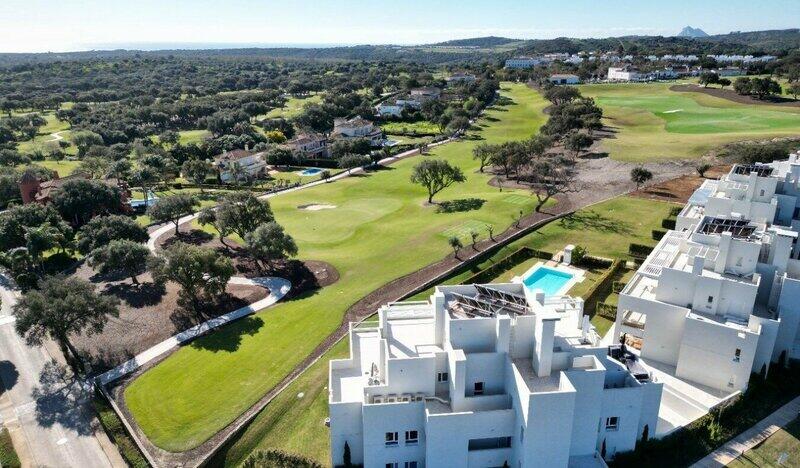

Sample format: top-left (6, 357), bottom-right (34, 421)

top-left (612, 281), bottom-right (626, 293)
top-left (629, 243), bottom-right (654, 257)
top-left (93, 392), bottom-right (149, 468)
top-left (299, 158), bottom-right (341, 169)
top-left (578, 255), bottom-right (613, 269)
top-left (596, 301), bottom-right (617, 321)
top-left (582, 259), bottom-right (623, 314)
top-left (669, 206), bottom-right (682, 217)
top-left (661, 218), bottom-right (676, 230)
top-left (463, 247), bottom-right (553, 285)
top-left (651, 229), bottom-right (666, 241)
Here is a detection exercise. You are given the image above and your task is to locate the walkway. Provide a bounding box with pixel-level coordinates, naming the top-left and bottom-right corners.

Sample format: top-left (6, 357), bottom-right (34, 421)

top-left (97, 277), bottom-right (291, 385)
top-left (690, 395), bottom-right (800, 467)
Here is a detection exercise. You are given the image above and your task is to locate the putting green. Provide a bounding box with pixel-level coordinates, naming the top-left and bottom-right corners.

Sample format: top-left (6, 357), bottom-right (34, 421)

top-left (580, 83), bottom-right (800, 161)
top-left (124, 83), bottom-right (549, 452)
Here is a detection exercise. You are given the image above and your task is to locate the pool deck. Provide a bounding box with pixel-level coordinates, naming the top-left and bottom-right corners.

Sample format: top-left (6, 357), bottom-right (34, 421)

top-left (513, 261), bottom-right (586, 296)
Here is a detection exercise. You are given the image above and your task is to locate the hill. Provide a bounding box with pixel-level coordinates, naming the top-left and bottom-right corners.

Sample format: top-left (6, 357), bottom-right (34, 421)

top-left (430, 36), bottom-right (519, 47)
top-left (677, 26), bottom-right (709, 38)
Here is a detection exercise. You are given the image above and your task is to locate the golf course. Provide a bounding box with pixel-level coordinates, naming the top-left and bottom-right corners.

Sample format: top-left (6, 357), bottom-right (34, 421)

top-left (580, 82), bottom-right (800, 161)
top-left (123, 82), bottom-right (550, 451)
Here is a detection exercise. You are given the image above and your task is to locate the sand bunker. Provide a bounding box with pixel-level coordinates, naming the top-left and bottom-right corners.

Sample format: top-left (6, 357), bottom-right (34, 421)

top-left (662, 109), bottom-right (683, 114)
top-left (298, 203), bottom-right (337, 211)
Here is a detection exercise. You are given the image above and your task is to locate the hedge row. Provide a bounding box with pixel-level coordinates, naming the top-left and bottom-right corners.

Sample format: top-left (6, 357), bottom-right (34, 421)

top-left (92, 392), bottom-right (149, 468)
top-left (629, 243), bottom-right (654, 257)
top-left (661, 218), bottom-right (676, 230)
top-left (582, 259), bottom-right (623, 314)
top-left (463, 247), bottom-right (553, 285)
top-left (669, 206), bottom-right (682, 217)
top-left (578, 255), bottom-right (613, 269)
top-left (651, 229), bottom-right (666, 241)
top-left (596, 301), bottom-right (617, 321)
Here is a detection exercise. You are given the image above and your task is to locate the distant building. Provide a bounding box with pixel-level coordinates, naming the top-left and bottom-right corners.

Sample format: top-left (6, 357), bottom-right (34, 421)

top-left (409, 87), bottom-right (442, 101)
top-left (286, 133), bottom-right (329, 158)
top-left (375, 102), bottom-right (405, 118)
top-left (446, 72), bottom-right (477, 84)
top-left (213, 149), bottom-right (267, 183)
top-left (548, 74), bottom-right (580, 85)
top-left (714, 67), bottom-right (745, 77)
top-left (332, 117), bottom-right (384, 146)
top-left (19, 171), bottom-right (131, 208)
top-left (607, 66), bottom-right (644, 82)
top-left (653, 68), bottom-right (679, 80)
top-left (505, 57), bottom-right (541, 69)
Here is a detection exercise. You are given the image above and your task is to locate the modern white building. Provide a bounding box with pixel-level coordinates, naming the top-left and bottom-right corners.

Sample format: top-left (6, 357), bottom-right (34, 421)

top-left (213, 149), bottom-right (267, 183)
top-left (618, 156), bottom-right (800, 394)
top-left (375, 102), bottom-right (405, 118)
top-left (330, 283), bottom-right (662, 467)
top-left (549, 74), bottom-right (581, 85)
top-left (332, 117), bottom-right (384, 146)
top-left (505, 57), bottom-right (542, 69)
top-left (607, 66), bottom-right (644, 82)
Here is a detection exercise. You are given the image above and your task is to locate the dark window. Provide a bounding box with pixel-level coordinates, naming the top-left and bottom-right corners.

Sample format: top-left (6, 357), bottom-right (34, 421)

top-left (474, 382), bottom-right (484, 395)
top-left (734, 348), bottom-right (741, 362)
top-left (405, 430), bottom-right (418, 445)
top-left (385, 431), bottom-right (398, 446)
top-left (437, 372), bottom-right (448, 382)
top-left (468, 436), bottom-right (512, 451)
top-left (606, 416), bottom-right (619, 431)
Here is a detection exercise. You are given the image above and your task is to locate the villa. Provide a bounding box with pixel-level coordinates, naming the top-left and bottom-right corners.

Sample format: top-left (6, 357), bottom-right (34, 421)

top-left (446, 72), bottom-right (477, 85)
top-left (18, 171), bottom-right (131, 209)
top-left (375, 102), bottom-right (405, 118)
top-left (617, 156), bottom-right (800, 395)
top-left (409, 87), bottom-right (442, 101)
top-left (548, 74), bottom-right (580, 85)
top-left (331, 117), bottom-right (384, 146)
top-left (213, 148), bottom-right (267, 183)
top-left (286, 133), bottom-right (330, 158)
top-left (607, 66), bottom-right (645, 82)
top-left (329, 279), bottom-right (662, 467)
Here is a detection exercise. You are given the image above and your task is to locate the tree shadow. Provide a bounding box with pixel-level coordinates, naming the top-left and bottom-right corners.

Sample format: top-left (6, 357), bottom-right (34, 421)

top-left (580, 151), bottom-right (610, 160)
top-left (642, 189), bottom-right (678, 199)
top-left (0, 360), bottom-right (19, 391)
top-left (188, 315), bottom-right (265, 353)
top-left (365, 164), bottom-right (394, 172)
top-left (82, 348), bottom-right (135, 375)
top-left (31, 360), bottom-right (97, 436)
top-left (558, 211), bottom-right (634, 235)
top-left (436, 198), bottom-right (486, 213)
top-left (483, 116), bottom-right (500, 122)
top-left (161, 229), bottom-right (214, 249)
top-left (103, 281), bottom-right (167, 308)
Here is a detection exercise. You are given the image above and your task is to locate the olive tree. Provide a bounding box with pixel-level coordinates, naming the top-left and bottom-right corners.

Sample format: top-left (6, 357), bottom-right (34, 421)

top-left (410, 159), bottom-right (466, 204)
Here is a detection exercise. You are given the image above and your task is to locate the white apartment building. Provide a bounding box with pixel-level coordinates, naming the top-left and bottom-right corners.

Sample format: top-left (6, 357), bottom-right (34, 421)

top-left (607, 67), bottom-right (644, 82)
top-left (213, 149), bottom-right (267, 183)
top-left (549, 74), bottom-right (581, 85)
top-left (330, 283), bottom-right (662, 467)
top-left (618, 156), bottom-right (800, 393)
top-left (332, 117), bottom-right (384, 146)
top-left (505, 57), bottom-right (541, 69)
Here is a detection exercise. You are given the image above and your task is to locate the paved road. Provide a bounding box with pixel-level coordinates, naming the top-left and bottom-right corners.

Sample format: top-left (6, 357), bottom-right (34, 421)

top-left (0, 276), bottom-right (120, 467)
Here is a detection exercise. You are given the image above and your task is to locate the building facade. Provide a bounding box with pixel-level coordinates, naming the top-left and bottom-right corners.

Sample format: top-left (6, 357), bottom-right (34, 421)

top-left (332, 117), bottom-right (384, 146)
top-left (607, 67), bottom-right (644, 82)
top-left (549, 74), bottom-right (580, 85)
top-left (330, 283), bottom-right (662, 467)
top-left (213, 149), bottom-right (267, 183)
top-left (617, 156), bottom-right (800, 393)
top-left (286, 133), bottom-right (329, 158)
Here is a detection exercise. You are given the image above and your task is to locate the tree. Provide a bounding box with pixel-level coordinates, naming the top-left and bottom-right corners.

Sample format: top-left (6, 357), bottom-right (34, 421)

top-left (130, 165), bottom-right (160, 209)
top-left (699, 72), bottom-right (719, 88)
top-left (153, 242), bottom-right (234, 313)
top-left (410, 159), bottom-right (466, 204)
top-left (788, 82), bottom-right (800, 100)
top-left (158, 130), bottom-right (180, 147)
top-left (71, 130), bottom-right (104, 157)
top-left (89, 240), bottom-right (153, 284)
top-left (197, 208), bottom-right (233, 251)
top-left (469, 229), bottom-right (479, 249)
top-left (14, 275), bottom-right (119, 368)
top-left (448, 236), bottom-right (463, 259)
top-left (320, 170), bottom-right (331, 183)
top-left (339, 154), bottom-right (371, 174)
top-left (630, 166), bottom-right (653, 190)
top-left (146, 194), bottom-right (198, 235)
top-left (486, 223), bottom-right (495, 242)
top-left (50, 179), bottom-right (123, 227)
top-left (76, 157), bottom-right (110, 179)
top-left (696, 163), bottom-right (712, 178)
top-left (24, 225), bottom-right (66, 269)
top-left (544, 86), bottom-right (581, 105)
top-left (734, 77), bottom-right (753, 95)
top-left (564, 132), bottom-right (594, 158)
top-left (265, 146), bottom-right (297, 168)
top-left (750, 77), bottom-right (783, 99)
top-left (75, 214), bottom-right (148, 255)
top-left (182, 159), bottom-right (212, 192)
top-left (213, 191), bottom-right (275, 241)
top-left (528, 154), bottom-right (579, 211)
top-left (717, 78), bottom-right (732, 90)
top-left (245, 222), bottom-right (298, 272)
top-left (472, 143), bottom-right (495, 173)
top-left (0, 203), bottom-right (71, 252)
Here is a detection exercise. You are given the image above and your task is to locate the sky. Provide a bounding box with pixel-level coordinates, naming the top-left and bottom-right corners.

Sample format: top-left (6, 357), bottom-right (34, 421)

top-left (0, 0), bottom-right (798, 53)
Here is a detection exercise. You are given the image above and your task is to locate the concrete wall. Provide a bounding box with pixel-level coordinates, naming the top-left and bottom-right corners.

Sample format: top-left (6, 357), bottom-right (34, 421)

top-left (363, 402), bottom-right (426, 468)
top-left (465, 352), bottom-right (506, 396)
top-left (425, 408), bottom-right (515, 468)
top-left (618, 294), bottom-right (688, 366)
top-left (523, 384), bottom-right (576, 467)
top-left (330, 401), bottom-right (364, 466)
top-left (600, 385), bottom-right (644, 458)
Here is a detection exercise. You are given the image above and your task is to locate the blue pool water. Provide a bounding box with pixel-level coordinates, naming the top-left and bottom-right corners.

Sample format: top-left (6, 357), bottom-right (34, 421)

top-left (522, 267), bottom-right (574, 296)
top-left (299, 168), bottom-right (323, 176)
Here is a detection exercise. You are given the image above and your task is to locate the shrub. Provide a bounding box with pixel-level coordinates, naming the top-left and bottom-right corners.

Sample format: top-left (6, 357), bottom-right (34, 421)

top-left (612, 281), bottom-right (626, 293)
top-left (629, 243), bottom-right (653, 257)
top-left (582, 259), bottom-right (623, 310)
top-left (93, 393), bottom-right (148, 468)
top-left (661, 219), bottom-right (676, 230)
top-left (242, 449), bottom-right (323, 468)
top-left (652, 230), bottom-right (666, 241)
top-left (571, 245), bottom-right (587, 265)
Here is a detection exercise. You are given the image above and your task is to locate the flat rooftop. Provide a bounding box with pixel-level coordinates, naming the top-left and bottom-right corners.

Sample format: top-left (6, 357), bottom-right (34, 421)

top-left (698, 217), bottom-right (757, 239)
top-left (733, 164), bottom-right (774, 177)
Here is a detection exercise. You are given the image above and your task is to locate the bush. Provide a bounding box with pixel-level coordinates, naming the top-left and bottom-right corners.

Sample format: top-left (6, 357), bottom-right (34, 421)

top-left (596, 302), bottom-right (617, 320)
top-left (93, 392), bottom-right (148, 468)
top-left (661, 219), bottom-right (676, 230)
top-left (611, 281), bottom-right (626, 293)
top-left (580, 254), bottom-right (613, 269)
top-left (669, 206), bottom-right (682, 217)
top-left (652, 230), bottom-right (666, 241)
top-left (629, 243), bottom-right (653, 257)
top-left (242, 449), bottom-right (323, 468)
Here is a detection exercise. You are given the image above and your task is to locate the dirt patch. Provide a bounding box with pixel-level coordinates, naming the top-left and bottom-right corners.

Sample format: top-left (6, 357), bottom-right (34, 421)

top-left (297, 203), bottom-right (336, 211)
top-left (671, 84), bottom-right (800, 108)
top-left (630, 164), bottom-right (730, 204)
top-left (71, 263), bottom-right (268, 373)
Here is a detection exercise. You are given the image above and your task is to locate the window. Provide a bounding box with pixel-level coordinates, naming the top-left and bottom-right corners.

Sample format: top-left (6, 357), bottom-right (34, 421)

top-left (386, 464), bottom-right (398, 468)
top-left (437, 372), bottom-right (448, 383)
top-left (605, 417), bottom-right (619, 431)
top-left (404, 462), bottom-right (418, 468)
top-left (760, 189), bottom-right (765, 197)
top-left (519, 426), bottom-right (524, 442)
top-left (474, 382), bottom-right (484, 395)
top-left (385, 432), bottom-right (399, 446)
top-left (405, 430), bottom-right (418, 445)
top-left (734, 348), bottom-right (741, 362)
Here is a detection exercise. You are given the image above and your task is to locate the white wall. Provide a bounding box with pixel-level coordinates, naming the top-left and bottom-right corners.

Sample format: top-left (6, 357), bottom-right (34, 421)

top-left (363, 402), bottom-right (426, 468)
top-left (425, 408), bottom-right (516, 468)
top-left (330, 401), bottom-right (364, 466)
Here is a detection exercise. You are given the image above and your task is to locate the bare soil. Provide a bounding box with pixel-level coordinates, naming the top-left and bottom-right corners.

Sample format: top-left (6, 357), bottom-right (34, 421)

top-left (670, 84), bottom-right (800, 108)
top-left (630, 164), bottom-right (730, 204)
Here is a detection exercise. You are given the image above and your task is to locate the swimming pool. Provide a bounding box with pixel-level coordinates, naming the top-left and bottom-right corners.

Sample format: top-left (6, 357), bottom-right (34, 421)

top-left (522, 266), bottom-right (574, 296)
top-left (299, 168), bottom-right (323, 176)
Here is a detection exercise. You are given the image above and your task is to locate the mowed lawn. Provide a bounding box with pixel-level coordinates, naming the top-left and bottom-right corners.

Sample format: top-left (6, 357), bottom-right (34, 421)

top-left (214, 195), bottom-right (676, 466)
top-left (123, 83), bottom-right (550, 451)
top-left (728, 416), bottom-right (800, 467)
top-left (263, 94), bottom-right (322, 119)
top-left (580, 82), bottom-right (800, 161)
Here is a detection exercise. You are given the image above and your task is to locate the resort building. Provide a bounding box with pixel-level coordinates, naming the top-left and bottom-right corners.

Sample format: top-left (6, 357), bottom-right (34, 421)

top-left (607, 66), bottom-right (645, 82)
top-left (213, 149), bottom-right (268, 183)
top-left (331, 117), bottom-right (384, 146)
top-left (505, 57), bottom-right (542, 69)
top-left (329, 281), bottom-right (663, 467)
top-left (286, 133), bottom-right (329, 158)
top-left (548, 74), bottom-right (580, 85)
top-left (618, 156), bottom-right (800, 394)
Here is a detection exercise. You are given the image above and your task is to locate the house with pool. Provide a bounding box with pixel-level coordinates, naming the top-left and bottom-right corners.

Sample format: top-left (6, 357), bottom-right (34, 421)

top-left (329, 277), bottom-right (662, 467)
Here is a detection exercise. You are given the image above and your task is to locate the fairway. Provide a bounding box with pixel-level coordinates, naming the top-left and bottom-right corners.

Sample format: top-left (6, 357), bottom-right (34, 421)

top-left (580, 82), bottom-right (800, 161)
top-left (263, 94), bottom-right (322, 119)
top-left (123, 83), bottom-right (550, 451)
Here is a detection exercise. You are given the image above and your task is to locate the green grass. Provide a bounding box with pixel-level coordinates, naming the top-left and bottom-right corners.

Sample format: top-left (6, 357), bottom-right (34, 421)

top-left (728, 416), bottom-right (800, 467)
top-left (24, 159), bottom-right (81, 176)
top-left (14, 110), bottom-right (75, 156)
top-left (579, 82), bottom-right (800, 161)
top-left (123, 82), bottom-right (550, 452)
top-left (215, 195), bottom-right (674, 465)
top-left (380, 120), bottom-right (440, 135)
top-left (263, 94), bottom-right (322, 119)
top-left (0, 427), bottom-right (19, 468)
